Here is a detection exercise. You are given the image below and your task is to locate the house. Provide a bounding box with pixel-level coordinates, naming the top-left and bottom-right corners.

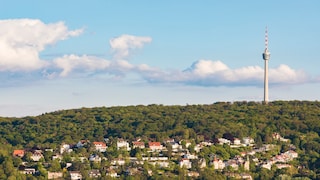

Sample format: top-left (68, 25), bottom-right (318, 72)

top-left (194, 144), bottom-right (202, 153)
top-left (125, 167), bottom-right (141, 176)
top-left (218, 138), bottom-right (231, 145)
top-left (179, 158), bottom-right (192, 169)
top-left (132, 141), bottom-right (145, 149)
top-left (66, 163), bottom-right (73, 169)
top-left (240, 152), bottom-right (247, 157)
top-left (117, 139), bottom-right (131, 151)
top-left (211, 158), bottom-right (225, 170)
top-left (163, 138), bottom-right (175, 144)
top-left (149, 161), bottom-right (170, 168)
top-left (242, 137), bottom-right (255, 146)
top-left (233, 138), bottom-right (241, 145)
top-left (106, 169), bottom-right (118, 178)
top-left (48, 172), bottom-right (63, 179)
top-left (19, 167), bottom-right (36, 175)
top-left (30, 150), bottom-right (44, 161)
top-left (70, 171), bottom-right (82, 180)
top-left (89, 154), bottom-right (102, 162)
top-left (187, 171), bottom-right (200, 177)
top-left (45, 148), bottom-right (54, 152)
top-left (272, 133), bottom-right (290, 142)
top-left (13, 149), bottom-right (25, 158)
top-left (170, 142), bottom-right (182, 152)
top-left (244, 157), bottom-right (250, 171)
top-left (76, 140), bottom-right (90, 148)
top-left (148, 142), bottom-right (163, 152)
top-left (52, 154), bottom-right (63, 161)
top-left (111, 158), bottom-right (126, 166)
top-left (225, 160), bottom-right (239, 170)
top-left (261, 161), bottom-right (273, 170)
top-left (184, 140), bottom-right (192, 148)
top-left (240, 173), bottom-right (253, 180)
top-left (276, 164), bottom-right (292, 169)
top-left (60, 143), bottom-right (72, 154)
top-left (200, 141), bottom-right (212, 147)
top-left (199, 158), bottom-right (207, 169)
top-left (93, 142), bottom-right (107, 152)
top-left (183, 153), bottom-right (198, 160)
top-left (88, 169), bottom-right (101, 178)
top-left (284, 150), bottom-right (298, 159)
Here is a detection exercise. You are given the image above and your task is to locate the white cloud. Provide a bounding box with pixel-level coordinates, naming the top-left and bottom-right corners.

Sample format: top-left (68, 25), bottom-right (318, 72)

top-left (190, 60), bottom-right (229, 77)
top-left (109, 34), bottom-right (152, 59)
top-left (141, 60), bottom-right (309, 87)
top-left (269, 64), bottom-right (308, 84)
top-left (0, 19), bottom-right (83, 71)
top-left (54, 54), bottom-right (111, 77)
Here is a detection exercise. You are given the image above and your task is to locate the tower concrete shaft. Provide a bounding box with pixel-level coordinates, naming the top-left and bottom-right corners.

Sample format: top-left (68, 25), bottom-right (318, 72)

top-left (262, 27), bottom-right (270, 104)
top-left (264, 59), bottom-right (269, 103)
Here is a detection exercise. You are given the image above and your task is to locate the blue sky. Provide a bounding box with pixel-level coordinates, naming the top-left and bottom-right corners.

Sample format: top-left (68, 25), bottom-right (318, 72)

top-left (1, 1), bottom-right (320, 117)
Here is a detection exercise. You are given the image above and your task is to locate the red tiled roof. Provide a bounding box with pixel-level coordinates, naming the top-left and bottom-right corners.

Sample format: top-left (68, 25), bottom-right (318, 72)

top-left (133, 141), bottom-right (144, 146)
top-left (13, 150), bottom-right (25, 156)
top-left (93, 142), bottom-right (106, 146)
top-left (148, 142), bottom-right (161, 147)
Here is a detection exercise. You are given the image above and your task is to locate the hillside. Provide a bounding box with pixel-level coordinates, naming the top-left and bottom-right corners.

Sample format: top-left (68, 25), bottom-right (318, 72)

top-left (0, 100), bottom-right (319, 179)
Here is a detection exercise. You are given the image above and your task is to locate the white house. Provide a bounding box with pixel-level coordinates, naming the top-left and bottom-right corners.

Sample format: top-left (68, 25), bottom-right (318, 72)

top-left (226, 160), bottom-right (239, 170)
top-left (194, 144), bottom-right (202, 153)
top-left (171, 142), bottom-right (182, 152)
top-left (89, 154), bottom-right (102, 162)
top-left (183, 153), bottom-right (198, 160)
top-left (179, 158), bottom-right (192, 169)
top-left (132, 141), bottom-right (145, 149)
top-left (48, 172), bottom-right (63, 179)
top-left (76, 140), bottom-right (89, 148)
top-left (106, 169), bottom-right (118, 178)
top-left (242, 137), bottom-right (255, 146)
top-left (261, 161), bottom-right (273, 170)
top-left (70, 171), bottom-right (82, 180)
top-left (111, 158), bottom-right (126, 166)
top-left (20, 168), bottom-right (36, 175)
top-left (211, 158), bottom-right (225, 170)
top-left (60, 143), bottom-right (73, 154)
top-left (93, 142), bottom-right (107, 152)
top-left (117, 139), bottom-right (131, 151)
top-left (218, 138), bottom-right (231, 145)
top-left (276, 164), bottom-right (292, 169)
top-left (148, 142), bottom-right (163, 152)
top-left (284, 150), bottom-right (298, 159)
top-left (88, 169), bottom-right (101, 178)
top-left (149, 161), bottom-right (170, 168)
top-left (233, 138), bottom-right (241, 145)
top-left (30, 150), bottom-right (44, 161)
top-left (199, 158), bottom-right (207, 168)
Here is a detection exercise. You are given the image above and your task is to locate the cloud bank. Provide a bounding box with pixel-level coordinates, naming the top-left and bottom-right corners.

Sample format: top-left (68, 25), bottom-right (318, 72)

top-left (0, 19), bottom-right (83, 71)
top-left (140, 60), bottom-right (308, 86)
top-left (0, 19), bottom-right (310, 87)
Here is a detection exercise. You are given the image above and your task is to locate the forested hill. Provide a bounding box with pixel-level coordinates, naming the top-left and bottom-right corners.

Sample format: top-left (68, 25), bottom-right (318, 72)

top-left (1, 100), bottom-right (319, 150)
top-left (1, 100), bottom-right (320, 178)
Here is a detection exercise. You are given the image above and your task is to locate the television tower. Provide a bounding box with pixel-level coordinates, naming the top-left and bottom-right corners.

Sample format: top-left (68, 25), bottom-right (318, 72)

top-left (262, 27), bottom-right (270, 104)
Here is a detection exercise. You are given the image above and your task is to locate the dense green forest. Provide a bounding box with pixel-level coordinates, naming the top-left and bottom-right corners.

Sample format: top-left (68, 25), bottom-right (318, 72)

top-left (0, 100), bottom-right (320, 179)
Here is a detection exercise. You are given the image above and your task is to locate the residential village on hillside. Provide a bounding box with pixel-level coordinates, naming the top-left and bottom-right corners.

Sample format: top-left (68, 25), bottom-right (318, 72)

top-left (13, 132), bottom-right (298, 179)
